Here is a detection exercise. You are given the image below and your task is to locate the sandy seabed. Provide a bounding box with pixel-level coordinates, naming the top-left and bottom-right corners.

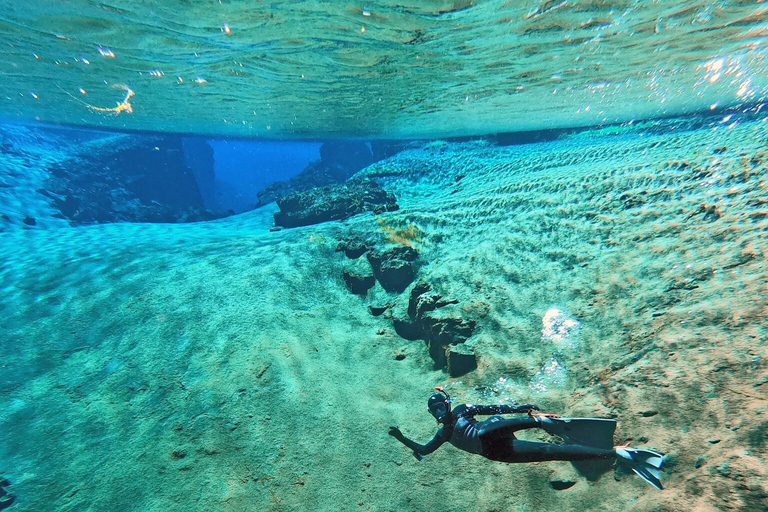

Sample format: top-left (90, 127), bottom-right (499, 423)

top-left (1, 118), bottom-right (767, 511)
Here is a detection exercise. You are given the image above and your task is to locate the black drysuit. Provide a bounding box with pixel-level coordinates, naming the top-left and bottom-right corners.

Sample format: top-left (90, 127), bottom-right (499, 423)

top-left (394, 404), bottom-right (615, 463)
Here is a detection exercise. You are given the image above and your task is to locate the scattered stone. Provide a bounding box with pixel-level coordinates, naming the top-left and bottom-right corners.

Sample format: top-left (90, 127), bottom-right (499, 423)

top-left (274, 178), bottom-right (398, 228)
top-left (708, 438), bottom-right (721, 444)
top-left (342, 260), bottom-right (376, 296)
top-left (392, 281), bottom-right (477, 372)
top-left (368, 305), bottom-right (389, 317)
top-left (269, 227), bottom-right (282, 232)
top-left (695, 456), bottom-right (708, 469)
top-left (446, 345), bottom-right (478, 377)
top-left (550, 480), bottom-right (577, 491)
top-left (0, 477), bottom-right (14, 511)
top-left (395, 353), bottom-right (406, 361)
top-left (716, 463), bottom-right (732, 478)
top-left (392, 317), bottom-right (423, 340)
top-left (640, 410), bottom-right (659, 417)
top-left (702, 204), bottom-right (722, 221)
top-left (367, 246), bottom-right (417, 293)
top-left (22, 216), bottom-right (36, 226)
top-left (336, 237), bottom-right (369, 259)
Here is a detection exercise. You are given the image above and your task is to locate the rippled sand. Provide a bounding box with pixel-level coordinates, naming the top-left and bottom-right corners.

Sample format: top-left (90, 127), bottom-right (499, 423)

top-left (1, 116), bottom-right (766, 510)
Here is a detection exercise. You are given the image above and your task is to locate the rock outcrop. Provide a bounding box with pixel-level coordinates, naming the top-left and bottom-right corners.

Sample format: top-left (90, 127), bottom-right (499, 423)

top-left (393, 281), bottom-right (476, 375)
top-left (258, 141), bottom-right (375, 206)
top-left (274, 178), bottom-right (398, 228)
top-left (341, 259), bottom-right (376, 296)
top-left (366, 246), bottom-right (417, 293)
top-left (335, 237), bottom-right (370, 259)
top-left (46, 134), bottom-right (231, 224)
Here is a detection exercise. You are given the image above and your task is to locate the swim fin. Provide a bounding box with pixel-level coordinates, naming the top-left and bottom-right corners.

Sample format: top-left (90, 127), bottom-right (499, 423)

top-left (539, 417), bottom-right (617, 449)
top-left (615, 447), bottom-right (664, 490)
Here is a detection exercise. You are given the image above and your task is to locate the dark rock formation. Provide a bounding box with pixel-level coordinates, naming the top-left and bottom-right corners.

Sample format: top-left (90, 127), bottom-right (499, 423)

top-left (370, 140), bottom-right (411, 161)
top-left (320, 141), bottom-right (374, 175)
top-left (367, 246), bottom-right (417, 293)
top-left (0, 477), bottom-right (15, 510)
top-left (446, 346), bottom-right (478, 377)
top-left (368, 305), bottom-right (389, 316)
top-left (258, 141), bottom-right (375, 206)
top-left (45, 134), bottom-right (232, 225)
top-left (393, 317), bottom-right (423, 341)
top-left (342, 260), bottom-right (376, 296)
top-left (336, 237), bottom-right (369, 259)
top-left (393, 281), bottom-right (476, 375)
top-left (274, 178), bottom-right (398, 228)
top-left (550, 480), bottom-right (577, 491)
top-left (181, 137), bottom-right (216, 209)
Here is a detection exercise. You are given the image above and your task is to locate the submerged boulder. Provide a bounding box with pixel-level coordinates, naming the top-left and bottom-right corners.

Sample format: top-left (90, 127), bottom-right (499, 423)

top-left (45, 134), bottom-right (231, 224)
top-left (392, 281), bottom-right (477, 374)
top-left (422, 307), bottom-right (476, 369)
top-left (341, 259), bottom-right (376, 296)
top-left (274, 178), bottom-right (398, 228)
top-left (367, 245), bottom-right (417, 293)
top-left (446, 345), bottom-right (478, 377)
top-left (336, 237), bottom-right (370, 259)
top-left (258, 141), bottom-right (375, 206)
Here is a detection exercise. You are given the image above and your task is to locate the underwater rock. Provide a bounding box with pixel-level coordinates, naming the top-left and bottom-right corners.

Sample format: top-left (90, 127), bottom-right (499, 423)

top-left (367, 246), bottom-right (417, 293)
top-left (45, 134), bottom-right (232, 224)
top-left (0, 477), bottom-right (14, 510)
top-left (370, 140), bottom-right (411, 161)
top-left (22, 216), bottom-right (36, 226)
top-left (336, 237), bottom-right (369, 259)
top-left (392, 281), bottom-right (477, 372)
top-left (368, 305), bottom-right (389, 317)
top-left (181, 137), bottom-right (216, 210)
top-left (445, 345), bottom-right (477, 377)
top-left (258, 141), bottom-right (375, 206)
top-left (422, 307), bottom-right (476, 368)
top-left (392, 317), bottom-right (423, 341)
top-left (378, 258), bottom-right (414, 294)
top-left (407, 280), bottom-right (433, 317)
top-left (274, 178), bottom-right (398, 228)
top-left (549, 480), bottom-right (577, 491)
top-left (341, 259), bottom-right (376, 296)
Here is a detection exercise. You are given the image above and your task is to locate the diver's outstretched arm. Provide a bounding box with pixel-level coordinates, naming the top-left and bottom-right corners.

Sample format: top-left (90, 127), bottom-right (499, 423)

top-left (388, 426), bottom-right (446, 456)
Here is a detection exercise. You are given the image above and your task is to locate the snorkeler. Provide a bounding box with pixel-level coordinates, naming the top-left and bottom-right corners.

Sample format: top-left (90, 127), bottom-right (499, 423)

top-left (388, 388), bottom-right (664, 490)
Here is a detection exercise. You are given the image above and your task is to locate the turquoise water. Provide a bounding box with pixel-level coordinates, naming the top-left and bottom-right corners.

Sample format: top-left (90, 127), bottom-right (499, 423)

top-left (2, 2), bottom-right (768, 511)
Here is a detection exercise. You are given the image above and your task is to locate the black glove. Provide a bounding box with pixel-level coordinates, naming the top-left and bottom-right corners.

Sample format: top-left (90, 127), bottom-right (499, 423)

top-left (388, 426), bottom-right (404, 440)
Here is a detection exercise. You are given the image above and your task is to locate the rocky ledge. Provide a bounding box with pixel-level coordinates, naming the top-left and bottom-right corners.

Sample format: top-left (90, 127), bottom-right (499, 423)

top-left (274, 178), bottom-right (398, 228)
